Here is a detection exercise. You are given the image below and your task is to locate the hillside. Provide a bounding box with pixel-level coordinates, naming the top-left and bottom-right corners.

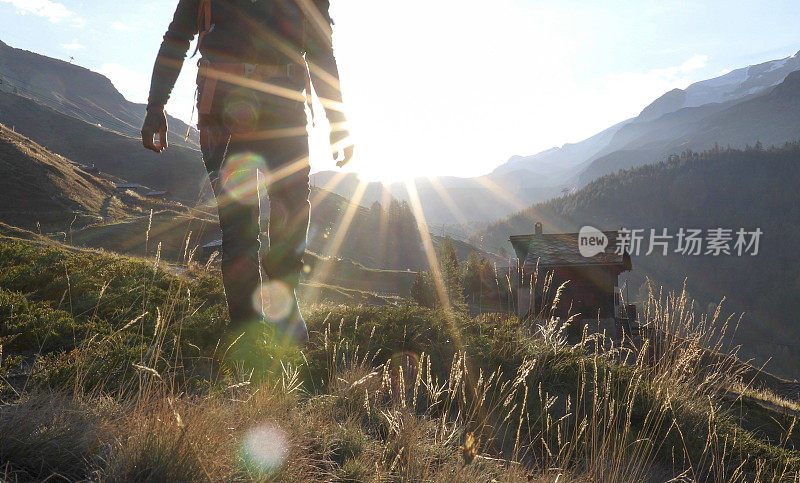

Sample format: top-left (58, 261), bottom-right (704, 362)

top-left (1, 235), bottom-right (799, 481)
top-left (68, 205), bottom-right (416, 299)
top-left (0, 90), bottom-right (208, 202)
top-left (0, 39), bottom-right (198, 149)
top-left (0, 123), bottom-right (132, 229)
top-left (474, 143), bottom-right (800, 378)
top-left (70, 187), bottom-right (419, 266)
top-left (70, 179), bottom-right (495, 277)
top-left (579, 70), bottom-right (800, 182)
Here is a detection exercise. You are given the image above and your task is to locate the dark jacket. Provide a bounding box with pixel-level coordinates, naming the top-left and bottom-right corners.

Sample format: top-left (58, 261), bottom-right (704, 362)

top-left (147, 0), bottom-right (342, 121)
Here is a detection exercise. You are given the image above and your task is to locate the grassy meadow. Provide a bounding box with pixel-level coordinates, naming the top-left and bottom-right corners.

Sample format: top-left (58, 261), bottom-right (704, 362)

top-left (1, 230), bottom-right (800, 482)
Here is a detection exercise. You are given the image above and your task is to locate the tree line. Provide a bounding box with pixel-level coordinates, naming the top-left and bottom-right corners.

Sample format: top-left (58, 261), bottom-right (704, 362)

top-left (410, 237), bottom-right (514, 313)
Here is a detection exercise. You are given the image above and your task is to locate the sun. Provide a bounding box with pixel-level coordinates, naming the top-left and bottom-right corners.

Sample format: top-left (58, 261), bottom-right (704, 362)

top-left (306, 112), bottom-right (414, 185)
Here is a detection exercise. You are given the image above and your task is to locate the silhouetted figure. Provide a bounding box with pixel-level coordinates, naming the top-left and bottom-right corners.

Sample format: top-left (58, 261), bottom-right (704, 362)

top-left (141, 0), bottom-right (353, 350)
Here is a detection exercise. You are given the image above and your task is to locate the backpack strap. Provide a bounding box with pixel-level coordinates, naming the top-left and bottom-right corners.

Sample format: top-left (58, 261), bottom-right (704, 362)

top-left (191, 0), bottom-right (212, 58)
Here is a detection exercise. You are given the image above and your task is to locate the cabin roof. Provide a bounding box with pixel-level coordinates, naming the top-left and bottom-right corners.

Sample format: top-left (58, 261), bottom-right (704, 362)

top-left (202, 239), bottom-right (222, 249)
top-left (509, 231), bottom-right (631, 271)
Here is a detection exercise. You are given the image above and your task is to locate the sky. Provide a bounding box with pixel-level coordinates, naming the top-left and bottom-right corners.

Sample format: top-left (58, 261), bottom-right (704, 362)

top-left (1, 0), bottom-right (799, 181)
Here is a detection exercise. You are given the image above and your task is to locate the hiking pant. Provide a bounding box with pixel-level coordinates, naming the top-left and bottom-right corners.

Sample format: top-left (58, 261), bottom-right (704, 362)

top-left (198, 73), bottom-right (310, 330)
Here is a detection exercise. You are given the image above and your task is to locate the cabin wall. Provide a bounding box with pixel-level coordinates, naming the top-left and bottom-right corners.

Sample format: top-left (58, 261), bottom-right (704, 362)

top-left (517, 265), bottom-right (621, 320)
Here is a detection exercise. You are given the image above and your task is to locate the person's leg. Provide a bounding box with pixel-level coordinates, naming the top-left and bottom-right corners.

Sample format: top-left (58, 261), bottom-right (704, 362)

top-left (264, 156), bottom-right (311, 291)
top-left (257, 106), bottom-right (311, 344)
top-left (199, 116), bottom-right (264, 333)
top-left (264, 153), bottom-right (311, 345)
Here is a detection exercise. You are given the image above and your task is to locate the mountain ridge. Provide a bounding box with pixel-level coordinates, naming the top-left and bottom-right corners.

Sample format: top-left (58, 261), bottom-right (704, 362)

top-left (0, 39), bottom-right (198, 149)
top-left (577, 68), bottom-right (800, 183)
top-left (489, 49), bottom-right (800, 194)
top-left (0, 90), bottom-right (208, 202)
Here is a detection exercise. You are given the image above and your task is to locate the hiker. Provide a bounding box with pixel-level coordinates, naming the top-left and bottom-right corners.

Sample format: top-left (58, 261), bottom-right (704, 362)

top-left (141, 0), bottom-right (353, 348)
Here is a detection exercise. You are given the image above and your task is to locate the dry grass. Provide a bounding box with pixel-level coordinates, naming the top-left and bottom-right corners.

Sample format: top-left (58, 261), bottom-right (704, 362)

top-left (0, 393), bottom-right (103, 480)
top-left (2, 239), bottom-right (800, 481)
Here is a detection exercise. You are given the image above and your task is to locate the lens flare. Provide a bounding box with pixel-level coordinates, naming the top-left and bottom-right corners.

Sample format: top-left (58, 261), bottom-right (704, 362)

top-left (252, 281), bottom-right (294, 322)
top-left (241, 423), bottom-right (289, 473)
top-left (223, 99), bottom-right (259, 136)
top-left (218, 152), bottom-right (267, 204)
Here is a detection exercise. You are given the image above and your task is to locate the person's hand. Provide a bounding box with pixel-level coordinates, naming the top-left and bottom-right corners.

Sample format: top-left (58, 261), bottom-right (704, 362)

top-left (141, 106), bottom-right (168, 153)
top-left (330, 128), bottom-right (354, 167)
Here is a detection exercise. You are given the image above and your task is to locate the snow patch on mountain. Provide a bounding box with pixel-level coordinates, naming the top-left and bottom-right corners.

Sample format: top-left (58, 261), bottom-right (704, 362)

top-left (693, 67), bottom-right (748, 89)
top-left (648, 52), bottom-right (800, 114)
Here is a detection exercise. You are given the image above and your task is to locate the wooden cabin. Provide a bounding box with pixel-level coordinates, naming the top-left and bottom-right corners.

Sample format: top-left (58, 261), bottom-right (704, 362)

top-left (510, 223), bottom-right (635, 339)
